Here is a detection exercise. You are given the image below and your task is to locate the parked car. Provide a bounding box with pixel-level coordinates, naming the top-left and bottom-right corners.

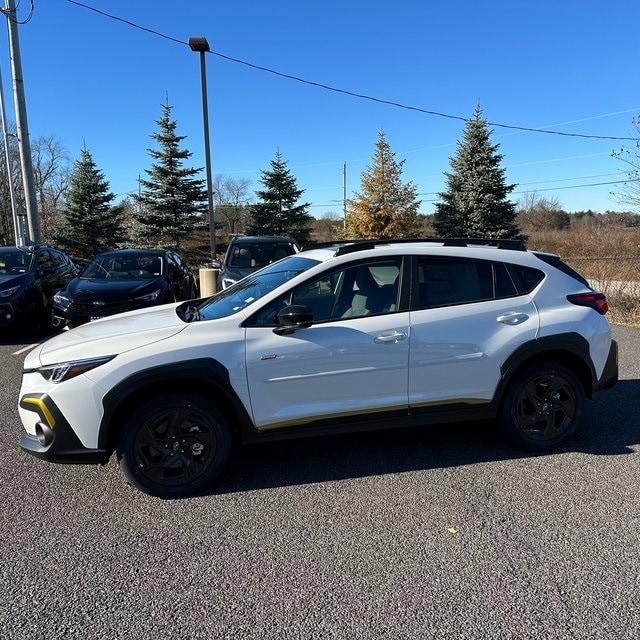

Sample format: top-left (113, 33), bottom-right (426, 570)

top-left (19, 238), bottom-right (618, 498)
top-left (0, 244), bottom-right (78, 334)
top-left (214, 235), bottom-right (300, 290)
top-left (52, 248), bottom-right (198, 329)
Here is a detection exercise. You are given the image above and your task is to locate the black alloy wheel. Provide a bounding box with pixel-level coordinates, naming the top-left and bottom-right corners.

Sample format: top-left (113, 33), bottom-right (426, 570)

top-left (502, 362), bottom-right (584, 450)
top-left (117, 392), bottom-right (231, 498)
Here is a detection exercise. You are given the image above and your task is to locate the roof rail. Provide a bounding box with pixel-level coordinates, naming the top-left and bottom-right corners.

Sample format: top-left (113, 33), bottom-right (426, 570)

top-left (332, 237), bottom-right (526, 256)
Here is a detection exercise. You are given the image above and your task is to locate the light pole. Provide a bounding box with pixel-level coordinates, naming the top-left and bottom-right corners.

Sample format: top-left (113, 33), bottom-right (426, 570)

top-left (188, 36), bottom-right (216, 262)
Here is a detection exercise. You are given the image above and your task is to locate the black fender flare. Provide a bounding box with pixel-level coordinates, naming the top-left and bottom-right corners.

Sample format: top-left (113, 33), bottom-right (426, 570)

top-left (495, 332), bottom-right (596, 405)
top-left (98, 357), bottom-right (256, 451)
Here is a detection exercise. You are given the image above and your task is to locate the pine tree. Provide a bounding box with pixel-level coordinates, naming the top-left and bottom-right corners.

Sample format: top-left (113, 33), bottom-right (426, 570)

top-left (133, 101), bottom-right (207, 249)
top-left (345, 131), bottom-right (422, 239)
top-left (52, 147), bottom-right (123, 261)
top-left (248, 151), bottom-right (313, 245)
top-left (434, 104), bottom-right (520, 239)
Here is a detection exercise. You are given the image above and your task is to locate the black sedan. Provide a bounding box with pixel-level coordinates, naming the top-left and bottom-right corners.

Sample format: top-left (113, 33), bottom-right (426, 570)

top-left (53, 248), bottom-right (198, 328)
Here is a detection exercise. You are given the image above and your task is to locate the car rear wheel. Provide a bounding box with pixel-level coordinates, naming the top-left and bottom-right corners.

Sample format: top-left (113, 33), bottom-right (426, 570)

top-left (501, 362), bottom-right (584, 450)
top-left (117, 392), bottom-right (231, 498)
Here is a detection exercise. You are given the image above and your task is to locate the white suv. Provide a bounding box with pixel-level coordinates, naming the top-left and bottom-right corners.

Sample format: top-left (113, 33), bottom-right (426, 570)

top-left (18, 239), bottom-right (618, 498)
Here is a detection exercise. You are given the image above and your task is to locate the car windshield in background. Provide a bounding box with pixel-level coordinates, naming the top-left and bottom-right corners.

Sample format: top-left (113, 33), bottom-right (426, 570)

top-left (228, 242), bottom-right (296, 269)
top-left (0, 249), bottom-right (32, 275)
top-left (81, 254), bottom-right (164, 280)
top-left (180, 255), bottom-right (319, 322)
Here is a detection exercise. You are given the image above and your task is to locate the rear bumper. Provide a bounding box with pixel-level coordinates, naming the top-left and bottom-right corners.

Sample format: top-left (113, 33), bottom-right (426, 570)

top-left (592, 339), bottom-right (618, 397)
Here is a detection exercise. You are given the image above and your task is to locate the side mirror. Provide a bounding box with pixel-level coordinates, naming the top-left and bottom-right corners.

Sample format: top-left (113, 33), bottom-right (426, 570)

top-left (211, 260), bottom-right (222, 270)
top-left (273, 304), bottom-right (314, 335)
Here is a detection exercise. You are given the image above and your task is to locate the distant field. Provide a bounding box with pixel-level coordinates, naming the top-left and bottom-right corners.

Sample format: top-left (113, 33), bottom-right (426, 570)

top-left (526, 225), bottom-right (640, 326)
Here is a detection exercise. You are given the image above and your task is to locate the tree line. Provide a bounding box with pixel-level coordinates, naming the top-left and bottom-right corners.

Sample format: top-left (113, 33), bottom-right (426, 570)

top-left (1, 101), bottom-right (638, 265)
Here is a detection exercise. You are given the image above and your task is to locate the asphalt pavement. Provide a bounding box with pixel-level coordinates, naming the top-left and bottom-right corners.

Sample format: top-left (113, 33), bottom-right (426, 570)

top-left (1, 326), bottom-right (639, 640)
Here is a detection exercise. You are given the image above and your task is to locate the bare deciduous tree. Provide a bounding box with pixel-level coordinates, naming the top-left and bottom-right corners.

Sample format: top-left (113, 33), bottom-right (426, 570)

top-left (517, 193), bottom-right (570, 231)
top-left (213, 175), bottom-right (252, 237)
top-left (612, 116), bottom-right (640, 213)
top-left (32, 135), bottom-right (72, 242)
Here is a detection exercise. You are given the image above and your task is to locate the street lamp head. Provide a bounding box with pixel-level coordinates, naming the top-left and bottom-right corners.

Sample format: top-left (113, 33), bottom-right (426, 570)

top-left (188, 36), bottom-right (210, 52)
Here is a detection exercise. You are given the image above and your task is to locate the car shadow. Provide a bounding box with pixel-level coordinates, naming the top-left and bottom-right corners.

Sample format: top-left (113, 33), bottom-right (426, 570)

top-left (208, 379), bottom-right (640, 495)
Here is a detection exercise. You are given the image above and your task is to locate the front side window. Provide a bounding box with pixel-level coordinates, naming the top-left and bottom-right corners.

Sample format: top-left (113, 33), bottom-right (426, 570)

top-left (249, 258), bottom-right (402, 326)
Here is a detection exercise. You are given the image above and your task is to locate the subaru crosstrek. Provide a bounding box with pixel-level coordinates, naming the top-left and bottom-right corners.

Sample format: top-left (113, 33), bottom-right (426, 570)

top-left (18, 238), bottom-right (618, 498)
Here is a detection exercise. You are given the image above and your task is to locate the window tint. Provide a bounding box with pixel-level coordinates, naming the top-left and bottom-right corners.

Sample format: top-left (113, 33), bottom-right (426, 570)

top-left (494, 262), bottom-right (518, 298)
top-left (507, 264), bottom-right (545, 294)
top-left (36, 250), bottom-right (53, 269)
top-left (250, 258), bottom-right (402, 326)
top-left (415, 258), bottom-right (494, 309)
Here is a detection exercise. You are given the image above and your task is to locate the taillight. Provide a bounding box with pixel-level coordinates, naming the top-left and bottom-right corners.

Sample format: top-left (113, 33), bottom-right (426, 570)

top-left (567, 292), bottom-right (609, 315)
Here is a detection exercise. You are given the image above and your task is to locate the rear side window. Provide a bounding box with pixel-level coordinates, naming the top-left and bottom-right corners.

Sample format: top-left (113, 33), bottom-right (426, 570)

top-left (415, 258), bottom-right (494, 308)
top-left (507, 264), bottom-right (546, 294)
top-left (413, 257), bottom-right (540, 310)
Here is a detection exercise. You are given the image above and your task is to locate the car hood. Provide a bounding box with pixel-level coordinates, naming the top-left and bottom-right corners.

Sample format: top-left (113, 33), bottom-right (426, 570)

top-left (63, 277), bottom-right (163, 300)
top-left (0, 273), bottom-right (29, 289)
top-left (28, 304), bottom-right (186, 367)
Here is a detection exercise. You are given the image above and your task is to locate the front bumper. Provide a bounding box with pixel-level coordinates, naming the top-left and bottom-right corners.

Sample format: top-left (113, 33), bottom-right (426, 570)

top-left (19, 393), bottom-right (109, 464)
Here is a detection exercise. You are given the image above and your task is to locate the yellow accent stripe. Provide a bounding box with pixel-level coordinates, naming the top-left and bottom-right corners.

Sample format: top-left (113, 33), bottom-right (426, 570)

top-left (21, 397), bottom-right (56, 429)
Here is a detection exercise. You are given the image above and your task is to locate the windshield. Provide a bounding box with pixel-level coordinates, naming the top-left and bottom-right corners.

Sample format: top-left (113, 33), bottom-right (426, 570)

top-left (178, 255), bottom-right (319, 322)
top-left (0, 249), bottom-right (33, 275)
top-left (81, 254), bottom-right (164, 280)
top-left (227, 242), bottom-right (296, 269)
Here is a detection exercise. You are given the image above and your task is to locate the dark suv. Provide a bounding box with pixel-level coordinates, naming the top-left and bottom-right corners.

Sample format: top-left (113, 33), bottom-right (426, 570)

top-left (215, 235), bottom-right (300, 290)
top-left (0, 245), bottom-right (78, 334)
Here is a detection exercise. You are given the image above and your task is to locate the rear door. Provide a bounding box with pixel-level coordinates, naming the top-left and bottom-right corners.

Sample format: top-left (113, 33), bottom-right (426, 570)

top-left (408, 256), bottom-right (540, 409)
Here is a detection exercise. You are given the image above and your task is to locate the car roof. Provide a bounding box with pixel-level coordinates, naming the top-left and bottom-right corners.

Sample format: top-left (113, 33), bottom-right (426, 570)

top-left (229, 236), bottom-right (296, 244)
top-left (296, 238), bottom-right (548, 267)
top-left (96, 248), bottom-right (168, 257)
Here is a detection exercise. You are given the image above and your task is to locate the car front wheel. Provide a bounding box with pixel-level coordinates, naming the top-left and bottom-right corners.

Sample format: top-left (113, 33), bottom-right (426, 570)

top-left (117, 393), bottom-right (231, 498)
top-left (501, 362), bottom-right (584, 450)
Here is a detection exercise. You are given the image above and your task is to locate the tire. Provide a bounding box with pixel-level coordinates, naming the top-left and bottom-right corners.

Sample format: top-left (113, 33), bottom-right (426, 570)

top-left (501, 362), bottom-right (584, 450)
top-left (116, 392), bottom-right (232, 498)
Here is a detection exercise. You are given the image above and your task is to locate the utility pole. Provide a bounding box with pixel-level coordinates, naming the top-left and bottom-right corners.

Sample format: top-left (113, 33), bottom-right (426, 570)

top-left (3, 0), bottom-right (40, 244)
top-left (0, 60), bottom-right (21, 244)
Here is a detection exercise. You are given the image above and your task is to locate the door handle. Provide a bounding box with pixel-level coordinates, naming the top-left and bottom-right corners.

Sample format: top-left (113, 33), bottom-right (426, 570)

top-left (374, 331), bottom-right (408, 344)
top-left (497, 312), bottom-right (529, 325)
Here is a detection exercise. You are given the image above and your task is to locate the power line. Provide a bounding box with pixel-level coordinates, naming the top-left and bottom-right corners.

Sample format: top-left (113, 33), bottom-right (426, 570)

top-left (66, 0), bottom-right (639, 143)
top-left (420, 178), bottom-right (639, 202)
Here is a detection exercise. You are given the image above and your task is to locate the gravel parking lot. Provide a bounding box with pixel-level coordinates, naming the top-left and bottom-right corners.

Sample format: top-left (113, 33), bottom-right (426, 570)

top-left (1, 326), bottom-right (639, 640)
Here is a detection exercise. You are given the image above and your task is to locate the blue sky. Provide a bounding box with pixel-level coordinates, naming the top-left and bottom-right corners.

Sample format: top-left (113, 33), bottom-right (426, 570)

top-left (1, 0), bottom-right (638, 218)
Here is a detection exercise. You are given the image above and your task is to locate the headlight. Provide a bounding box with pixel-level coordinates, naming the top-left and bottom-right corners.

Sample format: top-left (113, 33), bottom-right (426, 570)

top-left (53, 292), bottom-right (70, 306)
top-left (0, 285), bottom-right (21, 298)
top-left (26, 355), bottom-right (116, 383)
top-left (135, 289), bottom-right (161, 302)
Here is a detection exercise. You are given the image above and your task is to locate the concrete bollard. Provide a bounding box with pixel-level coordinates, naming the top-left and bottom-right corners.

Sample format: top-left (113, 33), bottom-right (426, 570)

top-left (199, 268), bottom-right (219, 297)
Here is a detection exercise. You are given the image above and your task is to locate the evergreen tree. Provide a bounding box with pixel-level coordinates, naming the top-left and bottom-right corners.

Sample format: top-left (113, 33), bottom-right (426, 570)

top-left (434, 104), bottom-right (520, 239)
top-left (133, 101), bottom-right (207, 249)
top-left (52, 147), bottom-right (123, 261)
top-left (248, 151), bottom-right (313, 245)
top-left (345, 131), bottom-right (422, 239)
